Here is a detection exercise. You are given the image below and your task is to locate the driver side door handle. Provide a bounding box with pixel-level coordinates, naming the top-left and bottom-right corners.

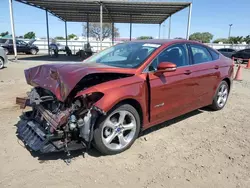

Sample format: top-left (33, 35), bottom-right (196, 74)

top-left (184, 70), bottom-right (192, 75)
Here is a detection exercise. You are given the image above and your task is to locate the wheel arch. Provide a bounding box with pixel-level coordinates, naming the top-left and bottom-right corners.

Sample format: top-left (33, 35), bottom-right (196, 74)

top-left (117, 98), bottom-right (143, 128)
top-left (98, 98), bottom-right (144, 130)
top-left (222, 77), bottom-right (231, 92)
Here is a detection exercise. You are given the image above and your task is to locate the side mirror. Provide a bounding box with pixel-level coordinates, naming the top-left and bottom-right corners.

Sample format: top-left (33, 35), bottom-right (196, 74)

top-left (156, 62), bottom-right (177, 73)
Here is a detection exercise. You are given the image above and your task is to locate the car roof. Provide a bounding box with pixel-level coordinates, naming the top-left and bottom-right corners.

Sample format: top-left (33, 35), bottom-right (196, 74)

top-left (126, 39), bottom-right (203, 45)
top-left (218, 48), bottom-right (235, 50)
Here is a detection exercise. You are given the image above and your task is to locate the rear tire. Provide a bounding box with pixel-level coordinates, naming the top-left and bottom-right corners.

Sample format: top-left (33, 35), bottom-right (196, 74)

top-left (0, 57), bottom-right (4, 69)
top-left (210, 81), bottom-right (229, 111)
top-left (93, 104), bottom-right (140, 155)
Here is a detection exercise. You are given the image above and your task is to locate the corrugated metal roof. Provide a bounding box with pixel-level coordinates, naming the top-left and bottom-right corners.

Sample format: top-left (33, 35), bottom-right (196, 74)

top-left (15, 0), bottom-right (191, 24)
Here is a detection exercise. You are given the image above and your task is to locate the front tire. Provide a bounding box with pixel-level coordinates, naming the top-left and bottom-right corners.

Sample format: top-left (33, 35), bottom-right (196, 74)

top-left (210, 81), bottom-right (229, 110)
top-left (93, 104), bottom-right (140, 155)
top-left (30, 49), bottom-right (37, 55)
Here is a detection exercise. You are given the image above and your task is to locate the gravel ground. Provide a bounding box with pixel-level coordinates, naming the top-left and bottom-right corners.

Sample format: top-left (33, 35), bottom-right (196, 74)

top-left (0, 60), bottom-right (250, 188)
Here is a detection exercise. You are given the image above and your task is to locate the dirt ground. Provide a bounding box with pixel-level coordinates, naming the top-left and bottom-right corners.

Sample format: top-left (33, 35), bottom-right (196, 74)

top-left (0, 59), bottom-right (250, 188)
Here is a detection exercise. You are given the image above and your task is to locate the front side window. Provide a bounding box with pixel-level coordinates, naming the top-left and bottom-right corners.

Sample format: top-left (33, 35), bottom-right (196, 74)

top-left (148, 44), bottom-right (189, 71)
top-left (17, 40), bottom-right (27, 45)
top-left (190, 44), bottom-right (212, 64)
top-left (84, 42), bottom-right (161, 68)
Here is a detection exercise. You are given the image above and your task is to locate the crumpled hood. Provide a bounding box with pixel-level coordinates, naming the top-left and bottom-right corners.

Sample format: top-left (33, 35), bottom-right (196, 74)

top-left (24, 62), bottom-right (135, 101)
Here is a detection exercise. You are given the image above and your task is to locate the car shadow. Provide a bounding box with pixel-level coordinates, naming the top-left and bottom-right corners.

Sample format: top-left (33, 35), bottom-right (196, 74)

top-left (140, 109), bottom-right (203, 137)
top-left (14, 108), bottom-right (211, 163)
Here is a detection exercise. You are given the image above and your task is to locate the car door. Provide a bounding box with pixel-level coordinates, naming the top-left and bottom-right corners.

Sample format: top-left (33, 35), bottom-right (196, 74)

top-left (188, 44), bottom-right (221, 107)
top-left (244, 49), bottom-right (250, 59)
top-left (16, 40), bottom-right (27, 53)
top-left (147, 43), bottom-right (198, 125)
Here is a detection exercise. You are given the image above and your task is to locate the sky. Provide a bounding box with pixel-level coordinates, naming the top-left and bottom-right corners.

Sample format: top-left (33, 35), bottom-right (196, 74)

top-left (0, 0), bottom-right (249, 40)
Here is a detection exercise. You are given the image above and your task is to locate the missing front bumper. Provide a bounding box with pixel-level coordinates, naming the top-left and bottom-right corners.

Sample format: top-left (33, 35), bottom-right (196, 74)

top-left (17, 120), bottom-right (62, 153)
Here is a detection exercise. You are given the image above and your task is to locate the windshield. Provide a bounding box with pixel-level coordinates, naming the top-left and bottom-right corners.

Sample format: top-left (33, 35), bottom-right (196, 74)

top-left (84, 42), bottom-right (161, 68)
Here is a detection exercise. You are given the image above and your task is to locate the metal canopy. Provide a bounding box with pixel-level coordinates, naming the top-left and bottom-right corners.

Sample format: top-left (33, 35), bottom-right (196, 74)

top-left (15, 0), bottom-right (191, 24)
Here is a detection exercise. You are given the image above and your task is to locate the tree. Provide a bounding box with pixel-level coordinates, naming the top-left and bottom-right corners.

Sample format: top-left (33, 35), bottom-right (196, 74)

top-left (213, 38), bottom-right (229, 43)
top-left (0, 31), bottom-right (9, 37)
top-left (24, 31), bottom-right (36, 39)
top-left (137, 36), bottom-right (153, 40)
top-left (85, 23), bottom-right (120, 41)
top-left (228, 36), bottom-right (243, 44)
top-left (67, 34), bottom-right (77, 40)
top-left (243, 35), bottom-right (250, 44)
top-left (189, 32), bottom-right (213, 43)
top-left (55, 36), bottom-right (65, 40)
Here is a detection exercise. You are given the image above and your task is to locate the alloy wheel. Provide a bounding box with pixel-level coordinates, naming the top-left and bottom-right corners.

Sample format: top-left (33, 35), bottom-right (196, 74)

top-left (101, 110), bottom-right (137, 151)
top-left (0, 58), bottom-right (4, 69)
top-left (217, 84), bottom-right (228, 108)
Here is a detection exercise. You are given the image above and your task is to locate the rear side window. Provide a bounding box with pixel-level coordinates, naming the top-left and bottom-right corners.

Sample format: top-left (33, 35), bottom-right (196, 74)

top-left (190, 44), bottom-right (213, 64)
top-left (207, 48), bottom-right (219, 60)
top-left (218, 49), bottom-right (227, 52)
top-left (227, 49), bottom-right (235, 52)
top-left (0, 39), bottom-right (7, 44)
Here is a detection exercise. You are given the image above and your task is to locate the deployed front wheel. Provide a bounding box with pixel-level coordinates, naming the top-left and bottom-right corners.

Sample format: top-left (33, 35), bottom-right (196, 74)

top-left (93, 104), bottom-right (140, 155)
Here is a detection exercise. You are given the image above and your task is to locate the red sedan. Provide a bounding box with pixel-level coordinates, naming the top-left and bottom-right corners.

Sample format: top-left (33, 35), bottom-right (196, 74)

top-left (16, 39), bottom-right (234, 156)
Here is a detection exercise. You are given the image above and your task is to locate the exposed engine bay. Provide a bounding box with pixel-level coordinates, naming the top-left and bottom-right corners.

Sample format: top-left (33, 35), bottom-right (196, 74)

top-left (16, 72), bottom-right (133, 160)
top-left (16, 62), bottom-right (134, 163)
top-left (16, 87), bottom-right (104, 157)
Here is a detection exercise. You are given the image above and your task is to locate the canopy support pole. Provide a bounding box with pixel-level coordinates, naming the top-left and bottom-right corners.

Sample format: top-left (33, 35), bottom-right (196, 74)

top-left (158, 24), bottom-right (161, 39)
top-left (100, 3), bottom-right (103, 51)
top-left (186, 3), bottom-right (192, 40)
top-left (65, 21), bottom-right (68, 46)
top-left (168, 15), bottom-right (171, 39)
top-left (8, 0), bottom-right (17, 60)
top-left (45, 10), bottom-right (50, 55)
top-left (112, 22), bottom-right (114, 45)
top-left (87, 14), bottom-right (89, 43)
top-left (129, 15), bottom-right (132, 41)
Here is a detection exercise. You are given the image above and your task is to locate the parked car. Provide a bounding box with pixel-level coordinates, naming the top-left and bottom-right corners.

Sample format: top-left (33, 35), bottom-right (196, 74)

top-left (49, 42), bottom-right (66, 52)
top-left (16, 39), bottom-right (234, 156)
top-left (217, 48), bottom-right (237, 58)
top-left (0, 46), bottom-right (8, 69)
top-left (231, 48), bottom-right (250, 63)
top-left (1, 39), bottom-right (39, 55)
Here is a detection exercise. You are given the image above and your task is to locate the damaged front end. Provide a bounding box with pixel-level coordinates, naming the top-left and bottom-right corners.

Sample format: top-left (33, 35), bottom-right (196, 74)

top-left (16, 87), bottom-right (105, 154)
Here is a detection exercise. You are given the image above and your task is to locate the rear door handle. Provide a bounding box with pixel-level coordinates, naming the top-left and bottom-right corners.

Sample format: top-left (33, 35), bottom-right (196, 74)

top-left (214, 65), bottom-right (219, 69)
top-left (184, 70), bottom-right (192, 75)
